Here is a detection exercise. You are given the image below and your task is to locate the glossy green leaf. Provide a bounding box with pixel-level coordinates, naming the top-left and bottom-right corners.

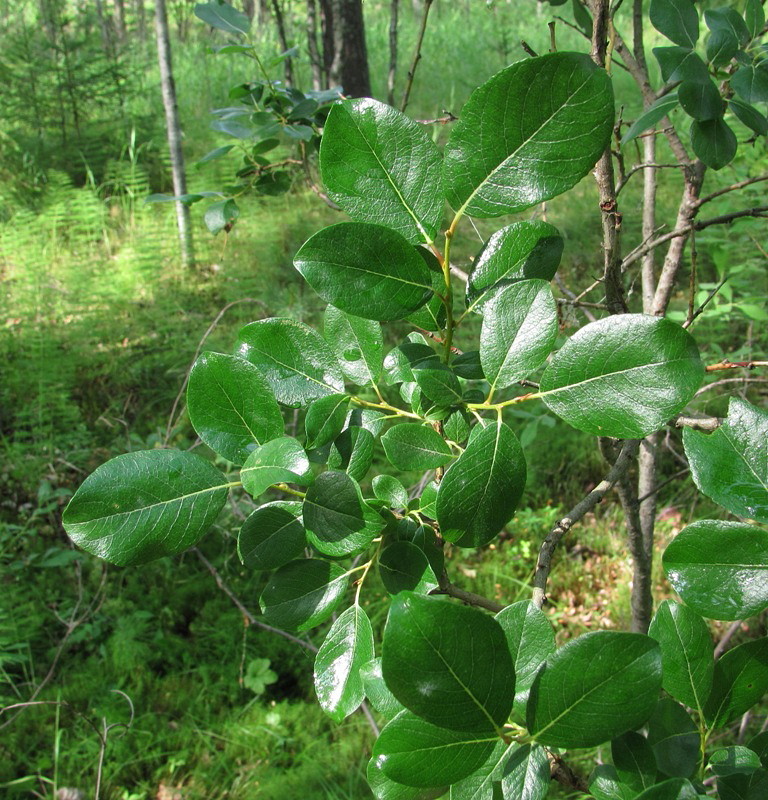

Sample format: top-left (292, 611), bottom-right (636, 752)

top-left (480, 280), bottom-right (558, 391)
top-left (361, 658), bottom-right (407, 720)
top-left (465, 221), bottom-right (563, 312)
top-left (717, 769), bottom-right (768, 800)
top-left (320, 98), bottom-right (443, 244)
top-left (382, 424), bottom-right (453, 471)
top-left (204, 198), bottom-right (239, 235)
top-left (745, 0), bottom-right (766, 39)
top-left (663, 521), bottom-right (768, 620)
top-left (413, 363), bottom-right (463, 408)
top-left (373, 475), bottom-right (409, 509)
top-left (621, 92), bottom-right (679, 145)
top-left (732, 64), bottom-right (768, 103)
top-left (236, 318), bottom-right (344, 407)
top-left (729, 98), bottom-right (768, 135)
top-left (540, 315), bottom-right (703, 438)
top-left (418, 480), bottom-right (439, 519)
top-left (323, 306), bottom-right (383, 386)
top-left (303, 471), bottom-right (383, 557)
top-left (63, 450), bottom-right (229, 566)
top-left (437, 421), bottom-right (526, 548)
top-left (259, 558), bottom-right (348, 631)
top-left (654, 47), bottom-right (710, 83)
top-left (749, 732), bottom-right (768, 768)
top-left (240, 437), bottom-right (310, 498)
top-left (194, 1), bottom-right (250, 35)
top-left (444, 52), bottom-right (614, 218)
top-left (378, 541), bottom-right (439, 595)
top-left (647, 699), bottom-right (699, 778)
top-left (186, 352), bottom-right (283, 465)
top-left (612, 731), bottom-right (658, 794)
top-left (396, 522), bottom-right (444, 579)
top-left (372, 711), bottom-right (499, 788)
top-left (648, 599), bottom-right (713, 712)
top-left (367, 756), bottom-right (446, 800)
top-left (634, 779), bottom-right (699, 800)
top-left (453, 352), bottom-right (484, 381)
top-left (347, 408), bottom-right (387, 437)
top-left (238, 504), bottom-right (306, 570)
top-left (449, 740), bottom-right (516, 800)
top-left (704, 637), bottom-right (768, 727)
top-left (684, 398), bottom-right (768, 523)
top-left (382, 593), bottom-right (514, 733)
top-left (406, 253), bottom-right (447, 332)
top-left (501, 744), bottom-right (550, 800)
top-left (705, 8), bottom-right (751, 46)
top-left (495, 601), bottom-right (556, 720)
top-left (678, 79), bottom-right (724, 121)
top-left (444, 409), bottom-right (471, 444)
top-left (528, 631), bottom-right (662, 748)
top-left (589, 765), bottom-right (637, 800)
top-left (650, 0), bottom-right (699, 48)
top-left (304, 394), bottom-right (350, 450)
top-left (328, 426), bottom-right (374, 482)
top-left (711, 747), bottom-right (763, 777)
top-left (707, 29), bottom-right (739, 67)
top-left (691, 118), bottom-right (737, 169)
top-left (314, 605), bottom-right (374, 721)
top-left (195, 144), bottom-right (235, 167)
top-left (295, 223), bottom-right (433, 321)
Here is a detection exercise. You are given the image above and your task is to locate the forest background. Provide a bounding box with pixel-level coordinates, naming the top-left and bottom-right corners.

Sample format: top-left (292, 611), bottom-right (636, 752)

top-left (1, 1), bottom-right (766, 798)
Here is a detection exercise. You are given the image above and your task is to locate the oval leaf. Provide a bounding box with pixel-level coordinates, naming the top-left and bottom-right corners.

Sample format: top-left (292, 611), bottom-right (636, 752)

top-left (372, 475), bottom-right (409, 509)
top-left (320, 98), bottom-right (444, 244)
top-left (382, 423), bottom-right (454, 471)
top-left (621, 92), bottom-right (680, 145)
top-left (238, 504), bottom-right (306, 570)
top-left (194, 1), bottom-right (250, 35)
top-left (540, 315), bottom-right (703, 438)
top-left (294, 223), bottom-right (433, 321)
top-left (650, 0), bottom-right (699, 48)
top-left (305, 394), bottom-right (350, 450)
top-left (328, 426), bottom-right (375, 482)
top-left (612, 731), bottom-right (658, 794)
top-left (324, 306), bottom-right (383, 386)
top-left (690, 118), bottom-right (737, 170)
top-left (444, 52), bottom-right (614, 218)
top-left (647, 699), bottom-right (699, 778)
top-left (528, 631), bottom-right (662, 748)
top-left (501, 743), bottom-right (551, 800)
top-left (367, 756), bottom-right (446, 800)
top-left (449, 740), bottom-right (517, 800)
top-left (240, 437), bottom-right (310, 498)
top-left (382, 593), bottom-right (515, 733)
top-left (361, 658), bottom-right (406, 720)
top-left (704, 637), bottom-right (768, 727)
top-left (63, 450), bottom-right (229, 566)
top-left (378, 541), bottom-right (439, 596)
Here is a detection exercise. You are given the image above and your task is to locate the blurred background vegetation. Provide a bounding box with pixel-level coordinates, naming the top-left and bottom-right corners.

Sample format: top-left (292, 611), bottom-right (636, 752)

top-left (0, 1), bottom-right (765, 798)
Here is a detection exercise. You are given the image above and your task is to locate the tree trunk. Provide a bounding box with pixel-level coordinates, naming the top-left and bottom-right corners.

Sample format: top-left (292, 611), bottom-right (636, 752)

top-left (114, 0), bottom-right (126, 42)
top-left (307, 0), bottom-right (323, 89)
top-left (328, 0), bottom-right (371, 97)
top-left (319, 0), bottom-right (334, 80)
top-left (387, 0), bottom-right (399, 105)
top-left (155, 0), bottom-right (195, 269)
top-left (134, 0), bottom-right (146, 41)
top-left (243, 0), bottom-right (255, 20)
top-left (270, 0), bottom-right (293, 85)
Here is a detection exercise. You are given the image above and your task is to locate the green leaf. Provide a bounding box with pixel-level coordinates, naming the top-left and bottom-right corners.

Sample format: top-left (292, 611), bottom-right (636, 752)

top-left (728, 98), bottom-right (768, 136)
top-left (303, 471), bottom-right (383, 557)
top-left (465, 221), bottom-right (563, 312)
top-left (372, 711), bottom-right (499, 788)
top-left (294, 223), bottom-right (433, 321)
top-left (663, 521), bottom-right (768, 620)
top-left (324, 306), bottom-right (383, 386)
top-left (648, 600), bottom-right (714, 710)
top-left (373, 475), bottom-right (409, 509)
top-left (378, 541), bottom-right (439, 595)
top-left (238, 504), bottom-right (306, 570)
top-left (500, 744), bottom-right (551, 800)
top-left (63, 450), bottom-right (229, 566)
top-left (745, 0), bottom-right (766, 39)
top-left (540, 315), bottom-right (703, 438)
top-left (570, 0), bottom-right (592, 35)
top-left (367, 755), bottom-right (446, 800)
top-left (259, 558), bottom-right (348, 631)
top-left (204, 198), bottom-right (239, 235)
top-left (361, 658), bottom-right (406, 720)
top-left (406, 253), bottom-right (447, 332)
top-left (437, 421), bottom-right (526, 548)
top-left (749, 732), bottom-right (768, 768)
top-left (452, 353), bottom-right (484, 381)
top-left (418, 480), bottom-right (439, 519)
top-left (320, 98), bottom-right (443, 244)
top-left (717, 768), bottom-right (768, 800)
top-left (527, 631), bottom-right (662, 748)
top-left (444, 52), bottom-right (614, 219)
top-left (678, 79), bottom-right (724, 121)
top-left (195, 144), bottom-right (235, 167)
top-left (187, 352), bottom-right (283, 464)
top-left (194, 2), bottom-right (250, 35)
top-left (707, 29), bottom-right (739, 68)
top-left (704, 637), bottom-right (768, 727)
top-left (236, 318), bottom-right (344, 408)
top-left (647, 699), bottom-right (699, 778)
top-left (691, 118), bottom-right (737, 169)
top-left (495, 601), bottom-right (555, 721)
top-left (314, 605), bottom-right (374, 721)
top-left (328, 426), bottom-right (374, 482)
top-left (444, 409), bottom-right (471, 444)
top-left (240, 437), bottom-right (310, 499)
top-left (449, 740), bottom-right (517, 800)
top-left (705, 8), bottom-right (751, 46)
top-left (710, 747), bottom-right (763, 777)
top-left (633, 779), bottom-right (699, 800)
top-left (305, 394), bottom-right (350, 450)
top-left (413, 363), bottom-right (463, 408)
top-left (621, 93), bottom-right (680, 145)
top-left (589, 765), bottom-right (637, 800)
top-left (395, 521), bottom-right (444, 579)
top-left (243, 657), bottom-right (277, 695)
top-left (480, 280), bottom-right (558, 391)
top-left (654, 47), bottom-right (710, 83)
top-left (382, 593), bottom-right (514, 733)
top-left (381, 424), bottom-right (453, 471)
top-left (650, 0), bottom-right (699, 48)
top-left (733, 65), bottom-right (768, 104)
top-left (612, 731), bottom-right (658, 794)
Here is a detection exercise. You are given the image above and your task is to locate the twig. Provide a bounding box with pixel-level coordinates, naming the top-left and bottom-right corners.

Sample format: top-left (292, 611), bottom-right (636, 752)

top-left (686, 230), bottom-right (698, 326)
top-left (636, 467), bottom-right (690, 505)
top-left (520, 40), bottom-right (539, 58)
top-left (532, 439), bottom-right (640, 608)
top-left (400, 0), bottom-right (433, 113)
top-left (694, 377), bottom-right (768, 398)
top-left (416, 112), bottom-right (457, 125)
top-left (433, 573), bottom-right (504, 614)
top-left (705, 359), bottom-right (768, 372)
top-left (549, 751), bottom-right (589, 793)
top-left (714, 620), bottom-right (743, 659)
top-left (615, 162), bottom-right (682, 196)
top-left (673, 415), bottom-right (721, 432)
top-left (694, 174), bottom-right (768, 207)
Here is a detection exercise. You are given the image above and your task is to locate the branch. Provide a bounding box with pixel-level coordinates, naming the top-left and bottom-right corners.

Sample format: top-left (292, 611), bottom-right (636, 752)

top-left (673, 415), bottom-right (721, 432)
top-left (400, 0), bottom-right (433, 113)
top-left (532, 439), bottom-right (640, 608)
top-left (434, 572), bottom-right (504, 613)
top-left (549, 751), bottom-right (590, 794)
top-left (694, 376), bottom-right (768, 398)
top-left (694, 174), bottom-right (768, 207)
top-left (705, 359), bottom-right (768, 372)
top-left (615, 162), bottom-right (682, 197)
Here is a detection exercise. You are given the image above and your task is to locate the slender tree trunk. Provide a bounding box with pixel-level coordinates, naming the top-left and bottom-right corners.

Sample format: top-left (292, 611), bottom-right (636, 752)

top-left (114, 0), bottom-right (127, 42)
top-left (270, 0), bottom-right (293, 85)
top-left (387, 0), bottom-right (399, 105)
top-left (307, 0), bottom-right (323, 89)
top-left (243, 0), bottom-right (255, 20)
top-left (319, 0), bottom-right (334, 82)
top-left (135, 0), bottom-right (146, 42)
top-left (155, 0), bottom-right (195, 269)
top-left (328, 0), bottom-right (371, 97)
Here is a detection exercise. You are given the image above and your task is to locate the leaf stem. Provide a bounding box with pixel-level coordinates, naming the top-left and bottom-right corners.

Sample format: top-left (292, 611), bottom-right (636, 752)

top-left (467, 392), bottom-right (541, 411)
top-left (272, 484), bottom-right (306, 498)
top-left (351, 394), bottom-right (423, 420)
top-left (441, 227), bottom-right (455, 361)
top-left (354, 558), bottom-right (375, 605)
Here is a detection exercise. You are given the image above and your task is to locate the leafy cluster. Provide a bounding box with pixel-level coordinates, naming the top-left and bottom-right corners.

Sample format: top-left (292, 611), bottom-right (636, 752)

top-left (62, 39), bottom-right (768, 800)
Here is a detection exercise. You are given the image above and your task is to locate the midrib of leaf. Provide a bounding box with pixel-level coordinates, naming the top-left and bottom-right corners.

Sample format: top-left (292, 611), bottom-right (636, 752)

top-left (721, 427), bottom-right (768, 492)
top-left (304, 495), bottom-right (364, 530)
top-left (212, 372), bottom-right (264, 443)
top-left (394, 732), bottom-right (499, 755)
top-left (349, 114), bottom-right (433, 245)
top-left (454, 65), bottom-right (594, 220)
top-left (270, 573), bottom-right (345, 612)
top-left (307, 256), bottom-right (433, 291)
top-left (666, 613), bottom-right (708, 717)
top-left (251, 344), bottom-right (340, 393)
top-left (240, 464), bottom-right (301, 484)
top-left (473, 422), bottom-right (503, 521)
top-left (345, 323), bottom-right (377, 384)
top-left (458, 742), bottom-right (517, 798)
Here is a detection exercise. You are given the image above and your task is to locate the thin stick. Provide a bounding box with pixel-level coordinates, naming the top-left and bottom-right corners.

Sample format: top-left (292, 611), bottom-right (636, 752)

top-left (695, 174), bottom-right (768, 207)
top-left (434, 574), bottom-right (504, 613)
top-left (400, 0), bottom-right (433, 113)
top-left (704, 359), bottom-right (768, 372)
